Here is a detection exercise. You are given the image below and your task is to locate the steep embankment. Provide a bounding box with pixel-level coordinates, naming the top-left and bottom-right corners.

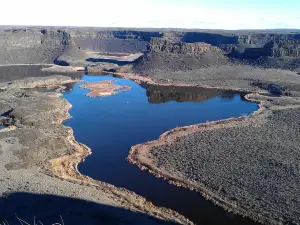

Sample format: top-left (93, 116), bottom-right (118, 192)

top-left (132, 38), bottom-right (228, 74)
top-left (1, 27), bottom-right (300, 69)
top-left (68, 29), bottom-right (163, 53)
top-left (0, 28), bottom-right (87, 65)
top-left (131, 31), bottom-right (300, 75)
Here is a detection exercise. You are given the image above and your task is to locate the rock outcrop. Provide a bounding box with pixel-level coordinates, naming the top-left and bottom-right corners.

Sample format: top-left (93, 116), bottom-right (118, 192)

top-left (0, 27), bottom-right (299, 68)
top-left (148, 38), bottom-right (223, 55)
top-left (177, 31), bottom-right (300, 59)
top-left (269, 39), bottom-right (300, 57)
top-left (69, 29), bottom-right (163, 53)
top-left (132, 38), bottom-right (228, 74)
top-left (0, 28), bottom-right (87, 65)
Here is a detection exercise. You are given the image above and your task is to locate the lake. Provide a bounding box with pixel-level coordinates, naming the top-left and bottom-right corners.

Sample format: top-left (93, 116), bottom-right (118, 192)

top-left (63, 75), bottom-right (259, 225)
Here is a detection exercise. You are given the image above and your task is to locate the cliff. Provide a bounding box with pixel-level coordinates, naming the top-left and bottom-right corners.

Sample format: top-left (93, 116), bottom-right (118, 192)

top-left (0, 28), bottom-right (87, 65)
top-left (0, 27), bottom-right (299, 67)
top-left (68, 29), bottom-right (163, 53)
top-left (148, 38), bottom-right (223, 55)
top-left (176, 31), bottom-right (300, 58)
top-left (132, 38), bottom-right (228, 74)
top-left (269, 39), bottom-right (300, 57)
top-left (131, 32), bottom-right (300, 74)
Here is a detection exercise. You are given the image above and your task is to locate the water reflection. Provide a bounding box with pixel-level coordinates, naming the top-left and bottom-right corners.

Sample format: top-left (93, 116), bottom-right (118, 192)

top-left (63, 75), bottom-right (259, 225)
top-left (143, 84), bottom-right (251, 104)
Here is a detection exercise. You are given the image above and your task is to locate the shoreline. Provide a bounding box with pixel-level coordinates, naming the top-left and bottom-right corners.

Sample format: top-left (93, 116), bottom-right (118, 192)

top-left (120, 71), bottom-right (300, 224)
top-left (49, 88), bottom-right (194, 225)
top-left (112, 72), bottom-right (269, 94)
top-left (127, 93), bottom-right (269, 223)
top-left (0, 75), bottom-right (193, 225)
top-left (117, 71), bottom-right (268, 223)
top-left (1, 66), bottom-right (299, 224)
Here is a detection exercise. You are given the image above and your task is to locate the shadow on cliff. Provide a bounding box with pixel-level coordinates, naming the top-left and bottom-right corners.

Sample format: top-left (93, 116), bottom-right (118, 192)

top-left (0, 192), bottom-right (178, 225)
top-left (54, 58), bottom-right (70, 66)
top-left (86, 58), bottom-right (132, 66)
top-left (182, 32), bottom-right (239, 45)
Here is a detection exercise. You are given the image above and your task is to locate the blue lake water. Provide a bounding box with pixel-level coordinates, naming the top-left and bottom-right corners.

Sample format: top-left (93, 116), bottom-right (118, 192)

top-left (63, 75), bottom-right (259, 225)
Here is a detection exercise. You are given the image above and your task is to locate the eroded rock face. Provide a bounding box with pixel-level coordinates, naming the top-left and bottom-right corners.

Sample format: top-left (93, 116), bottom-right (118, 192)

top-left (269, 39), bottom-right (300, 57)
top-left (148, 36), bottom-right (300, 59)
top-left (70, 30), bottom-right (163, 53)
top-left (228, 38), bottom-right (300, 59)
top-left (148, 38), bottom-right (223, 55)
top-left (132, 38), bottom-right (228, 74)
top-left (0, 28), bottom-right (86, 65)
top-left (0, 27), bottom-right (300, 66)
top-left (179, 32), bottom-right (300, 58)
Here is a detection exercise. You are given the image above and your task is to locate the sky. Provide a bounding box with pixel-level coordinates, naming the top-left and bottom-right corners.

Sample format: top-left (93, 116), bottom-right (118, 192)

top-left (1, 0), bottom-right (299, 29)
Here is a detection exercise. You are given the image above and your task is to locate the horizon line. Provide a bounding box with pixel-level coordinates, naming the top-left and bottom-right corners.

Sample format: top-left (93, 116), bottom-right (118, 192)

top-left (0, 25), bottom-right (300, 32)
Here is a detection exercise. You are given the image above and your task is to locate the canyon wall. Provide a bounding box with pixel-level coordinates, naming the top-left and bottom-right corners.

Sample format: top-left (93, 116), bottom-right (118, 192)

top-left (0, 28), bottom-right (90, 65)
top-left (0, 28), bottom-right (73, 64)
top-left (69, 29), bottom-right (300, 58)
top-left (0, 27), bottom-right (299, 65)
top-left (68, 30), bottom-right (163, 53)
top-left (148, 38), bottom-right (223, 54)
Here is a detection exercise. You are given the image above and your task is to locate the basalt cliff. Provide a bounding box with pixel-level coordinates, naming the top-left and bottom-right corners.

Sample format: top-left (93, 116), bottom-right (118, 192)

top-left (0, 27), bottom-right (299, 70)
